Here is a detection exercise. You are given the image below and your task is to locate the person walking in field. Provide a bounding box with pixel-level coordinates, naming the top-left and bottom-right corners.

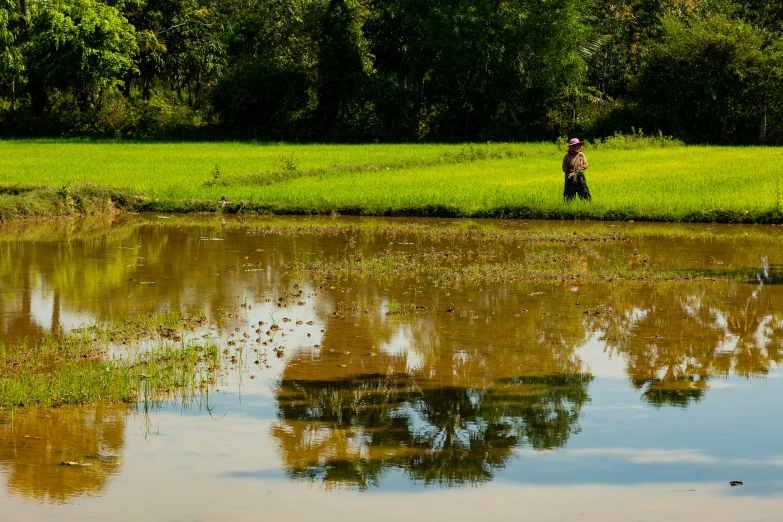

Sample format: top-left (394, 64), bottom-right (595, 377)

top-left (562, 138), bottom-right (591, 201)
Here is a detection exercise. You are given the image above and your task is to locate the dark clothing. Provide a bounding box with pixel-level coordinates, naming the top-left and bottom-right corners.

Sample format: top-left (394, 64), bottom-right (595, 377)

top-left (564, 171), bottom-right (591, 201)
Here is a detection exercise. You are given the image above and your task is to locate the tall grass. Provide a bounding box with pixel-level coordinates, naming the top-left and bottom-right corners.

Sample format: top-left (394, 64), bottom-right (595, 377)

top-left (0, 139), bottom-right (781, 223)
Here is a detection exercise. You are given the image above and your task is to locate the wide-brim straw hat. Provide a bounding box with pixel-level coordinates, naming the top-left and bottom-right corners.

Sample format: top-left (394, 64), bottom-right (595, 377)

top-left (568, 138), bottom-right (585, 146)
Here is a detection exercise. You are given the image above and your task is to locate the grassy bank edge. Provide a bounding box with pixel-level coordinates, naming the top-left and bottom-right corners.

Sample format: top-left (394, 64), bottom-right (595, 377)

top-left (2, 182), bottom-right (783, 224)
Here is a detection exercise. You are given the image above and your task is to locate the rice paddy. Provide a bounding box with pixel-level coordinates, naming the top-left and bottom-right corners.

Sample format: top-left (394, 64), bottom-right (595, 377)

top-left (0, 137), bottom-right (779, 518)
top-left (3, 214), bottom-right (783, 520)
top-left (1, 140), bottom-right (781, 222)
top-left (0, 213), bottom-right (768, 413)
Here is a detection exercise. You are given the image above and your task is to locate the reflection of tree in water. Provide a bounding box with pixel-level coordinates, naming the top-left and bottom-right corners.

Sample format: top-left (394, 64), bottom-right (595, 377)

top-left (0, 215), bottom-right (416, 341)
top-left (0, 407), bottom-right (126, 503)
top-left (591, 281), bottom-right (783, 407)
top-left (0, 215), bottom-right (318, 339)
top-left (0, 216), bottom-right (140, 339)
top-left (272, 336), bottom-right (592, 489)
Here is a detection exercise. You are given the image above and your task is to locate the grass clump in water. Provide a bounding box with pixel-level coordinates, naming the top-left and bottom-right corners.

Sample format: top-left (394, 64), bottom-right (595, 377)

top-left (243, 220), bottom-right (628, 245)
top-left (293, 244), bottom-right (699, 285)
top-left (0, 316), bottom-right (222, 411)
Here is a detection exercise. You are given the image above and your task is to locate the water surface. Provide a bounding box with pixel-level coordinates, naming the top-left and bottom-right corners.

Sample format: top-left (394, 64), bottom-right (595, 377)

top-left (1, 215), bottom-right (782, 521)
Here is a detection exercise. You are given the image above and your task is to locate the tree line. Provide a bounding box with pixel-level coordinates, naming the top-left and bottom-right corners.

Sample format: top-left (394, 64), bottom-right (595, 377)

top-left (1, 0), bottom-right (782, 143)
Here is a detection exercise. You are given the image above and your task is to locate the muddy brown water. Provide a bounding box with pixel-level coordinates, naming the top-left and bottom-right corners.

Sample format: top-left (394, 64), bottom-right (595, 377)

top-left (1, 214), bottom-right (783, 521)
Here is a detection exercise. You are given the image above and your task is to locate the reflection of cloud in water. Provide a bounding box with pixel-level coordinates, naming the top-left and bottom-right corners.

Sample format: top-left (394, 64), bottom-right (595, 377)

top-left (378, 327), bottom-right (422, 373)
top-left (577, 334), bottom-right (627, 379)
top-left (518, 447), bottom-right (783, 468)
top-left (708, 381), bottom-right (749, 389)
top-left (28, 284), bottom-right (94, 334)
top-left (565, 448), bottom-right (719, 464)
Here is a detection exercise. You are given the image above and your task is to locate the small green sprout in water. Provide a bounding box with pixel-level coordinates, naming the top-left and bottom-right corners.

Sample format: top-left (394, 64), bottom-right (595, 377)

top-left (387, 299), bottom-right (409, 315)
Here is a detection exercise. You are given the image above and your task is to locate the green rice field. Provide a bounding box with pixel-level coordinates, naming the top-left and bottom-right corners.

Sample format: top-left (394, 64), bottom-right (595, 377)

top-left (1, 139), bottom-right (781, 222)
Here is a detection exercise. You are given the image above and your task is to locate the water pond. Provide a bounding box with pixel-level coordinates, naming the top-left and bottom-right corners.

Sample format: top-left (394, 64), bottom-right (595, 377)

top-left (1, 214), bottom-right (782, 521)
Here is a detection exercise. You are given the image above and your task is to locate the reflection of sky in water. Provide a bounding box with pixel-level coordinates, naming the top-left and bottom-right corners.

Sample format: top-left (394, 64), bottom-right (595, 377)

top-left (576, 335), bottom-right (627, 379)
top-left (378, 327), bottom-right (422, 372)
top-left (29, 282), bottom-right (95, 333)
top-left (3, 215), bottom-right (783, 521)
top-left (4, 364), bottom-right (781, 521)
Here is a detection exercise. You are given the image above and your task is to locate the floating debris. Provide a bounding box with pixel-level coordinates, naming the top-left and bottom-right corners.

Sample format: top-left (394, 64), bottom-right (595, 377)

top-left (60, 461), bottom-right (93, 467)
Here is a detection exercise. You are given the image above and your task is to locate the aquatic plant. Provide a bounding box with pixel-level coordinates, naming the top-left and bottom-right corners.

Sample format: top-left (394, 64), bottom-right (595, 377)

top-left (292, 244), bottom-right (699, 285)
top-left (0, 314), bottom-right (228, 410)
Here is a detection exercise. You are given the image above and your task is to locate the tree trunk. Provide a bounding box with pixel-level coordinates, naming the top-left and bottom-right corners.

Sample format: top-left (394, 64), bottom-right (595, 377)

top-left (29, 75), bottom-right (47, 118)
top-left (19, 0), bottom-right (29, 19)
top-left (759, 103), bottom-right (767, 143)
top-left (122, 75), bottom-right (132, 97)
top-left (142, 76), bottom-right (151, 100)
top-left (52, 289), bottom-right (61, 334)
top-left (464, 105), bottom-right (470, 142)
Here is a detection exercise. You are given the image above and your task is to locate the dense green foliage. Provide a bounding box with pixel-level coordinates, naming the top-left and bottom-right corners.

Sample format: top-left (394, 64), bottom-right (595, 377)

top-left (0, 0), bottom-right (782, 142)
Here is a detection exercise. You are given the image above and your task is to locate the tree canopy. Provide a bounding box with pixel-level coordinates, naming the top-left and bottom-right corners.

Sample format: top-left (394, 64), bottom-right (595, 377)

top-left (0, 0), bottom-right (781, 142)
